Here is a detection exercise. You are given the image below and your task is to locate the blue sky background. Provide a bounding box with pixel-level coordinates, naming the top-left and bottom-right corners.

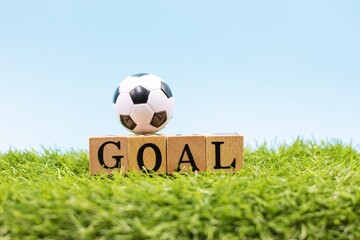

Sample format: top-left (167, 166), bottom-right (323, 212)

top-left (1, 0), bottom-right (359, 151)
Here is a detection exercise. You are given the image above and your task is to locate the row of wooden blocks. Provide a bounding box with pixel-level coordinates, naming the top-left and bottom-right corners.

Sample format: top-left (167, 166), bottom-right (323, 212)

top-left (89, 134), bottom-right (244, 174)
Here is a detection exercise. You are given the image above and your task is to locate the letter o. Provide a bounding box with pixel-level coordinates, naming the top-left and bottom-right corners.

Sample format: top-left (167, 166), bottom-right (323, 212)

top-left (137, 143), bottom-right (162, 172)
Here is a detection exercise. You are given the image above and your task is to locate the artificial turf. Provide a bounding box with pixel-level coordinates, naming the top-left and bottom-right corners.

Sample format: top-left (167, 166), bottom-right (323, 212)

top-left (1, 139), bottom-right (360, 239)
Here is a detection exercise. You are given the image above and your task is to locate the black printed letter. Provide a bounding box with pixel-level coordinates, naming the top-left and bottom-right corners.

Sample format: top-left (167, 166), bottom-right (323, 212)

top-left (212, 141), bottom-right (236, 169)
top-left (137, 143), bottom-right (162, 172)
top-left (98, 141), bottom-right (124, 169)
top-left (176, 144), bottom-right (199, 171)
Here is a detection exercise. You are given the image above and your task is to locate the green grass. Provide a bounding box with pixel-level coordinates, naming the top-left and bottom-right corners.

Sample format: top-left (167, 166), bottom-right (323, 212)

top-left (1, 139), bottom-right (360, 239)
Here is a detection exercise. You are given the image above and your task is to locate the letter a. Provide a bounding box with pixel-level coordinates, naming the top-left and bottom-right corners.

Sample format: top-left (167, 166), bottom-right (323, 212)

top-left (176, 144), bottom-right (200, 172)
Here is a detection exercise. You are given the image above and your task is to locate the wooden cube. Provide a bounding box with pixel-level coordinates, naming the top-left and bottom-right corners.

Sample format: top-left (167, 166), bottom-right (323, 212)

top-left (89, 136), bottom-right (129, 174)
top-left (128, 135), bottom-right (167, 173)
top-left (205, 134), bottom-right (244, 173)
top-left (167, 135), bottom-right (206, 174)
top-left (89, 133), bottom-right (244, 175)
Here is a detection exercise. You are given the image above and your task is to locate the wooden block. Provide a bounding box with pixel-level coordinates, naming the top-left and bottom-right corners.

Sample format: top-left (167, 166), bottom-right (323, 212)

top-left (128, 135), bottom-right (167, 173)
top-left (89, 133), bottom-right (244, 175)
top-left (205, 134), bottom-right (244, 173)
top-left (89, 136), bottom-right (129, 174)
top-left (167, 135), bottom-right (206, 174)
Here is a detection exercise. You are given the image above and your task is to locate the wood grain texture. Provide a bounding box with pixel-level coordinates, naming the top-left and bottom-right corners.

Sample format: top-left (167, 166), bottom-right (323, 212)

top-left (128, 135), bottom-right (167, 173)
top-left (167, 135), bottom-right (206, 174)
top-left (205, 134), bottom-right (244, 173)
top-left (89, 134), bottom-right (244, 174)
top-left (89, 136), bottom-right (129, 174)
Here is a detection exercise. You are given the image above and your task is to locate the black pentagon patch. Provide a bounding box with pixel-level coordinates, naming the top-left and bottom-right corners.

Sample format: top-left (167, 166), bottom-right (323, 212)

top-left (113, 86), bottom-right (120, 104)
top-left (160, 81), bottom-right (173, 98)
top-left (150, 111), bottom-right (167, 128)
top-left (131, 73), bottom-right (149, 77)
top-left (120, 115), bottom-right (136, 130)
top-left (130, 85), bottom-right (150, 104)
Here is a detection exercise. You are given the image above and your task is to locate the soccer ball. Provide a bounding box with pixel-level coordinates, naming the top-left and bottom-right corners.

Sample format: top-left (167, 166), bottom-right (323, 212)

top-left (113, 73), bottom-right (175, 134)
